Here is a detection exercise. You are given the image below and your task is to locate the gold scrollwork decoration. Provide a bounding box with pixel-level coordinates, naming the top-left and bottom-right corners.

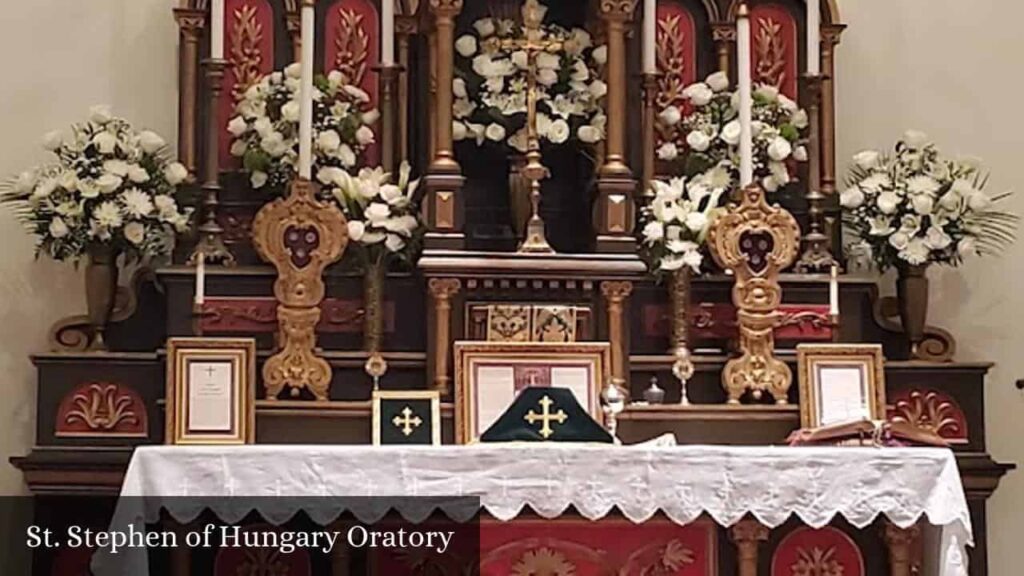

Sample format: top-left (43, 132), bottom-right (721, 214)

top-left (65, 383), bottom-right (140, 432)
top-left (792, 546), bottom-right (843, 576)
top-left (656, 14), bottom-right (687, 110)
top-left (334, 7), bottom-right (370, 87)
top-left (230, 4), bottom-right (266, 102)
top-left (891, 390), bottom-right (962, 438)
top-left (754, 17), bottom-right (786, 91)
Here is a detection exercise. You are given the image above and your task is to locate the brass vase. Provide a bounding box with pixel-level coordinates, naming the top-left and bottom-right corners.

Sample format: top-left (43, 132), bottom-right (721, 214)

top-left (508, 154), bottom-right (531, 239)
top-left (668, 267), bottom-right (695, 404)
top-left (896, 263), bottom-right (929, 359)
top-left (363, 259), bottom-right (388, 381)
top-left (85, 244), bottom-right (119, 351)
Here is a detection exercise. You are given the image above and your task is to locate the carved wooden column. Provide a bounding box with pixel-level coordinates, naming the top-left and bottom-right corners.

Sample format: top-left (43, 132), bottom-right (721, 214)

top-left (395, 14), bottom-right (419, 163)
top-left (595, 0), bottom-right (638, 253)
top-left (731, 519), bottom-right (769, 576)
top-left (882, 521), bottom-right (920, 576)
top-left (712, 22), bottom-right (735, 78)
top-left (820, 24), bottom-right (845, 197)
top-left (428, 278), bottom-right (461, 396)
top-left (601, 281), bottom-right (633, 395)
top-left (423, 0), bottom-right (465, 250)
top-left (173, 8), bottom-right (205, 175)
top-left (427, 25), bottom-right (438, 160)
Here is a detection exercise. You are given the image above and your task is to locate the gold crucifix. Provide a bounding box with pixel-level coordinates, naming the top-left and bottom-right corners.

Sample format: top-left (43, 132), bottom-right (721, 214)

top-left (392, 406), bottom-right (423, 436)
top-left (524, 394), bottom-right (568, 439)
top-left (503, 0), bottom-right (561, 254)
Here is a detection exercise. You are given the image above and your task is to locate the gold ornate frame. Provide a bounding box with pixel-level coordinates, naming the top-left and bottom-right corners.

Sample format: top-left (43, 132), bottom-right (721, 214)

top-left (166, 337), bottom-right (256, 445)
top-left (797, 344), bottom-right (886, 428)
top-left (371, 390), bottom-right (442, 446)
top-left (454, 341), bottom-right (609, 444)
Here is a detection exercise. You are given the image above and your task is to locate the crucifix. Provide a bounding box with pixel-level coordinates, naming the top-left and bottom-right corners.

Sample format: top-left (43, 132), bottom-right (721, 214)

top-left (392, 406), bottom-right (423, 436)
top-left (504, 0), bottom-right (562, 254)
top-left (524, 394), bottom-right (568, 439)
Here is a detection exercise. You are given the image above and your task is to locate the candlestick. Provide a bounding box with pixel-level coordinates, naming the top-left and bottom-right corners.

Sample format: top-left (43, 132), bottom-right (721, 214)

top-left (211, 0), bottom-right (224, 60)
top-left (642, 0), bottom-right (656, 74)
top-left (829, 264), bottom-right (839, 316)
top-left (298, 0), bottom-right (315, 179)
top-left (381, 0), bottom-right (395, 66)
top-left (195, 252), bottom-right (206, 306)
top-left (737, 4), bottom-right (753, 187)
top-left (806, 0), bottom-right (820, 75)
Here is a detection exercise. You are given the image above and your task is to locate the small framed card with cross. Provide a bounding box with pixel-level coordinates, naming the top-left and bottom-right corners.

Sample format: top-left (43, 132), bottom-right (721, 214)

top-left (371, 390), bottom-right (442, 446)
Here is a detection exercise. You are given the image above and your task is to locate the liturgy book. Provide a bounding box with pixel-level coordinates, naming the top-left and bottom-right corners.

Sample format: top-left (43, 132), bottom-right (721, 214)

top-left (787, 419), bottom-right (948, 447)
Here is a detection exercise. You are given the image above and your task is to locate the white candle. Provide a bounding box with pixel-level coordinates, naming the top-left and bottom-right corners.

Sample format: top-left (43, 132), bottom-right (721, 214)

top-left (829, 264), bottom-right (839, 316)
top-left (298, 0), bottom-right (315, 179)
top-left (806, 0), bottom-right (820, 75)
top-left (195, 252), bottom-right (206, 306)
top-left (381, 0), bottom-right (395, 66)
top-left (211, 0), bottom-right (225, 60)
top-left (737, 4), bottom-right (753, 187)
top-left (643, 0), bottom-right (657, 74)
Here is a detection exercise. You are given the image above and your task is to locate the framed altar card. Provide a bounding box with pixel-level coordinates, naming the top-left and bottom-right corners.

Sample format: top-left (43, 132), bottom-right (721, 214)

top-left (166, 338), bottom-right (256, 445)
top-left (372, 390), bottom-right (441, 446)
top-left (454, 341), bottom-right (608, 444)
top-left (797, 344), bottom-right (886, 428)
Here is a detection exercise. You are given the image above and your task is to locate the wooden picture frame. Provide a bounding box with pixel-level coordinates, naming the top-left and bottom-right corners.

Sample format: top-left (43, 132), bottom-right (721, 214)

top-left (166, 338), bottom-right (256, 445)
top-left (454, 341), bottom-right (608, 444)
top-left (372, 390), bottom-right (442, 445)
top-left (797, 344), bottom-right (886, 428)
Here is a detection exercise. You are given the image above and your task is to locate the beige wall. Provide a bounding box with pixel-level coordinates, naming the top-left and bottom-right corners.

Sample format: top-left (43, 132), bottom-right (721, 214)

top-left (0, 0), bottom-right (1021, 571)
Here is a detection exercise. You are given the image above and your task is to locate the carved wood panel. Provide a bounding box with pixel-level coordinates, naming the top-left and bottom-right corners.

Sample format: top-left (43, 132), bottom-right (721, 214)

top-left (772, 526), bottom-right (865, 576)
top-left (325, 0), bottom-right (381, 164)
top-left (749, 3), bottom-right (798, 99)
top-left (200, 296), bottom-right (395, 334)
top-left (55, 382), bottom-right (148, 438)
top-left (656, 1), bottom-right (698, 111)
top-left (888, 388), bottom-right (969, 445)
top-left (220, 0), bottom-right (276, 166)
top-left (642, 303), bottom-right (833, 341)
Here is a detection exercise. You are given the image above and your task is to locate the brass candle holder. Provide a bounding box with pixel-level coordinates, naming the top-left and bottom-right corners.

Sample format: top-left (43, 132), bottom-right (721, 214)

top-left (190, 58), bottom-right (235, 266)
top-left (794, 73), bottom-right (836, 273)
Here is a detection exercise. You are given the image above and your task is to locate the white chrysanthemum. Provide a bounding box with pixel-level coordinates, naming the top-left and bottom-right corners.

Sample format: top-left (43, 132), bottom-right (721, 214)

top-left (93, 201), bottom-right (123, 229)
top-left (121, 188), bottom-right (154, 218)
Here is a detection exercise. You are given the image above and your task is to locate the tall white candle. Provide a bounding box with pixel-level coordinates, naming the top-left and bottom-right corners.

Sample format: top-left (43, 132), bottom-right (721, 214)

top-left (643, 0), bottom-right (657, 74)
top-left (195, 252), bottom-right (206, 306)
top-left (211, 0), bottom-right (225, 60)
top-left (298, 0), bottom-right (315, 180)
top-left (381, 0), bottom-right (395, 66)
top-left (829, 264), bottom-right (839, 316)
top-left (806, 0), bottom-right (820, 75)
top-left (737, 4), bottom-right (753, 187)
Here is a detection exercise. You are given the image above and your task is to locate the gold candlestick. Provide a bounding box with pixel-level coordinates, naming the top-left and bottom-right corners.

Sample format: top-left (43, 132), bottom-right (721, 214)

top-left (795, 73), bottom-right (836, 272)
top-left (190, 58), bottom-right (235, 266)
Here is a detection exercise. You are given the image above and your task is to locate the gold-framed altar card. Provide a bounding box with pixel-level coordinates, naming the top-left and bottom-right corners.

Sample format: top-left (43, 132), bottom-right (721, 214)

top-left (372, 390), bottom-right (441, 445)
top-left (797, 344), bottom-right (886, 428)
top-left (454, 341), bottom-right (608, 444)
top-left (166, 338), bottom-right (256, 445)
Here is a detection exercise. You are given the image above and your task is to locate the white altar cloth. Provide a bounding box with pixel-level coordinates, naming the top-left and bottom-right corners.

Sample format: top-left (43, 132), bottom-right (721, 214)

top-left (98, 444), bottom-right (972, 576)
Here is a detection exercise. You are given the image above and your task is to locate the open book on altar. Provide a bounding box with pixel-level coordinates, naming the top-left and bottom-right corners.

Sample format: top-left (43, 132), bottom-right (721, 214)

top-left (787, 419), bottom-right (948, 448)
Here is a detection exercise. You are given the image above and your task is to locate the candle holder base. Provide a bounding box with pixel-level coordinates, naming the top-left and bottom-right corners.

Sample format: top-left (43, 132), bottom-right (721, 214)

top-left (794, 237), bottom-right (837, 273)
top-left (189, 232), bottom-right (235, 266)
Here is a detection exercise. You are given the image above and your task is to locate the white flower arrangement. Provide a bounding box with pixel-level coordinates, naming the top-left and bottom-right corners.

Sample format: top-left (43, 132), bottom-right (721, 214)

top-left (1, 106), bottom-right (192, 262)
top-left (658, 72), bottom-right (809, 193)
top-left (638, 176), bottom-right (725, 275)
top-left (326, 161), bottom-right (425, 265)
top-left (841, 131), bottom-right (1017, 270)
top-left (229, 63), bottom-right (379, 191)
top-left (452, 10), bottom-right (607, 152)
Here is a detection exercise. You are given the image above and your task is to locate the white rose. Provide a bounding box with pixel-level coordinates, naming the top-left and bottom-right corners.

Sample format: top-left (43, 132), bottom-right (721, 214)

top-left (317, 167), bottom-right (343, 186)
top-left (537, 68), bottom-right (559, 86)
top-left (903, 130), bottom-right (930, 149)
top-left (103, 160), bottom-right (129, 177)
top-left (49, 217), bottom-right (70, 239)
top-left (89, 105), bottom-right (113, 124)
top-left (284, 62), bottom-right (302, 78)
top-left (888, 231), bottom-right (910, 250)
top-left (385, 233), bottom-right (407, 253)
top-left (588, 79), bottom-right (608, 99)
top-left (912, 194), bottom-right (935, 215)
top-left (720, 120), bottom-right (741, 145)
top-left (685, 211), bottom-right (708, 233)
top-left (686, 130), bottom-right (711, 152)
top-left (318, 130), bottom-right (341, 152)
top-left (547, 119), bottom-right (570, 144)
top-left (281, 100), bottom-right (301, 123)
top-left (705, 71), bottom-right (729, 92)
top-left (92, 132), bottom-right (118, 155)
top-left (485, 123), bottom-right (507, 142)
top-left (924, 226), bottom-right (952, 250)
top-left (380, 184), bottom-right (404, 205)
top-left (327, 70), bottom-right (344, 87)
top-left (124, 221), bottom-right (146, 245)
top-left (42, 130), bottom-right (63, 151)
top-left (592, 45), bottom-right (608, 65)
top-left (642, 221), bottom-right (664, 243)
top-left (767, 137), bottom-right (793, 161)
top-left (453, 78), bottom-right (468, 99)
top-left (578, 125), bottom-right (602, 144)
top-left (453, 121), bottom-right (468, 141)
top-left (658, 106), bottom-right (682, 127)
top-left (762, 176), bottom-right (780, 193)
top-left (138, 131), bottom-right (166, 154)
top-left (839, 186), bottom-right (865, 209)
top-left (473, 17), bottom-right (496, 37)
top-left (536, 52), bottom-right (560, 70)
top-left (164, 162), bottom-right (189, 186)
top-left (362, 109), bottom-right (381, 125)
top-left (154, 195), bottom-right (176, 215)
top-left (343, 84), bottom-right (371, 103)
top-left (250, 171), bottom-right (268, 189)
top-left (338, 144), bottom-right (357, 168)
top-left (365, 202), bottom-right (391, 223)
top-left (355, 125), bottom-right (375, 146)
top-left (682, 83), bottom-right (714, 106)
top-left (96, 174), bottom-right (123, 194)
top-left (228, 116), bottom-right (248, 137)
top-left (253, 117), bottom-right (274, 137)
top-left (968, 192), bottom-right (992, 211)
top-left (657, 142), bottom-right (679, 161)
top-left (79, 180), bottom-right (100, 199)
top-left (455, 35), bottom-right (478, 58)
top-left (127, 165), bottom-right (150, 184)
top-left (347, 220), bottom-right (365, 242)
top-left (790, 109), bottom-right (809, 130)
top-left (511, 50), bottom-right (529, 69)
top-left (876, 191), bottom-right (900, 214)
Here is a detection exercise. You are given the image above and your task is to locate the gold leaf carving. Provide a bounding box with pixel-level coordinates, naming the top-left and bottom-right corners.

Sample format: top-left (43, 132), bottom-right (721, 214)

top-left (892, 390), bottom-right (962, 438)
top-left (230, 4), bottom-right (266, 102)
top-left (334, 7), bottom-right (370, 87)
top-left (65, 383), bottom-right (140, 432)
top-left (792, 546), bottom-right (844, 576)
top-left (754, 17), bottom-right (786, 91)
top-left (656, 14), bottom-right (687, 110)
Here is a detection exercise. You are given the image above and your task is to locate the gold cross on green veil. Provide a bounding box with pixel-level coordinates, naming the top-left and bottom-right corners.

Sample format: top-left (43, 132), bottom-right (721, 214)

top-left (392, 406), bottom-right (423, 436)
top-left (524, 394), bottom-right (568, 439)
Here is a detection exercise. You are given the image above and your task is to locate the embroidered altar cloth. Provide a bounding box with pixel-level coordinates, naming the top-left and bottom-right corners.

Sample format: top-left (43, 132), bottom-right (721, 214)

top-left (98, 444), bottom-right (972, 576)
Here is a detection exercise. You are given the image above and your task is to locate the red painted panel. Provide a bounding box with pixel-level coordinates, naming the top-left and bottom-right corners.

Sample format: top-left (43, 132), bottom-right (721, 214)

top-left (643, 303), bottom-right (834, 341)
top-left (200, 296), bottom-right (396, 334)
top-left (220, 0), bottom-right (276, 167)
top-left (749, 3), bottom-right (798, 99)
top-left (325, 0), bottom-right (381, 165)
top-left (657, 2), bottom-right (698, 110)
top-left (772, 526), bottom-right (864, 576)
top-left (888, 389), bottom-right (969, 444)
top-left (55, 382), bottom-right (148, 438)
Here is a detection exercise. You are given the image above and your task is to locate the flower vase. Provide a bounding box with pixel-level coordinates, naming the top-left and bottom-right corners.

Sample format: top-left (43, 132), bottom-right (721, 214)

top-left (508, 154), bottom-right (531, 240)
top-left (85, 244), bottom-right (119, 351)
top-left (669, 268), bottom-right (695, 403)
top-left (363, 260), bottom-right (388, 381)
top-left (896, 263), bottom-right (929, 359)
